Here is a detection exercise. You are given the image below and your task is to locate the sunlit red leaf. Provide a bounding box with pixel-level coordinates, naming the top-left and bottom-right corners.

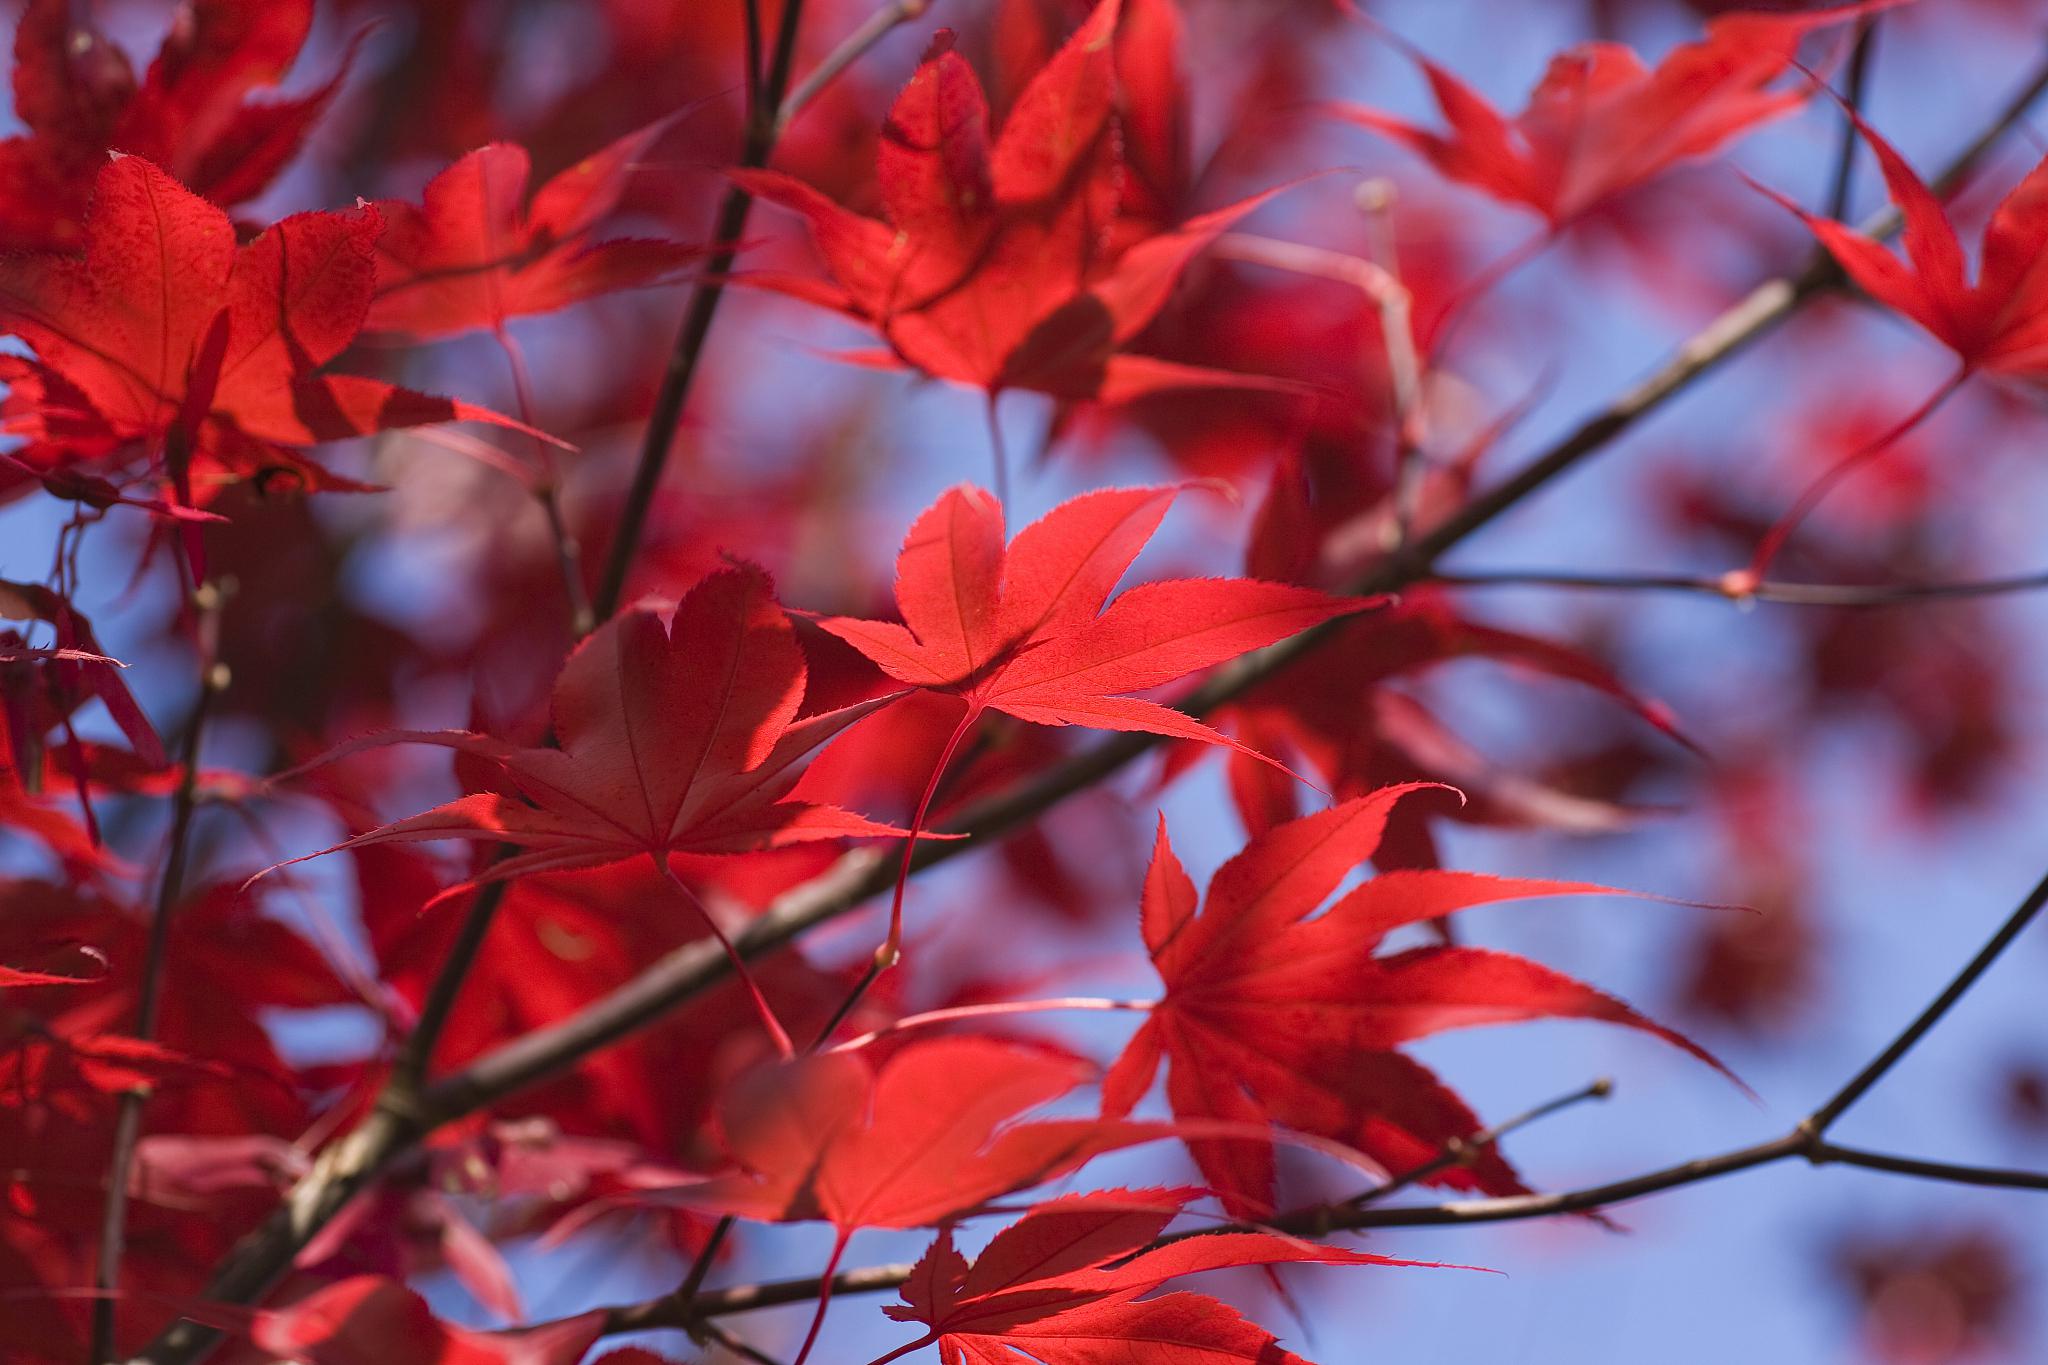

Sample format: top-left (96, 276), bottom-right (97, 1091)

top-left (1103, 791), bottom-right (1733, 1215)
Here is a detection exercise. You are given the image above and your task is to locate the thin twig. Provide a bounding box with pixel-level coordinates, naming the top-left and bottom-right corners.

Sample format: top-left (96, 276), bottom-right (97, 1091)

top-left (591, 1129), bottom-right (2048, 1325)
top-left (699, 1318), bottom-right (789, 1365)
top-left (494, 325), bottom-right (595, 638)
top-left (777, 0), bottom-right (934, 136)
top-left (591, 0), bottom-right (809, 622)
top-left (92, 581), bottom-right (227, 1365)
top-left (1810, 1142), bottom-right (2048, 1190)
top-left (743, 0), bottom-right (764, 130)
top-left (1346, 1077), bottom-right (1613, 1208)
top-left (1431, 567), bottom-right (2048, 607)
top-left (827, 996), bottom-right (1152, 1054)
top-left (1209, 222), bottom-right (1424, 537)
top-left (1825, 17), bottom-right (1882, 221)
top-left (1805, 862), bottom-right (2048, 1134)
top-left (129, 51), bottom-right (2048, 1365)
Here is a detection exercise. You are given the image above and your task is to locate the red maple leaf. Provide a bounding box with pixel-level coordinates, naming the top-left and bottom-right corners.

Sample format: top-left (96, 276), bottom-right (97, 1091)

top-left (1333, 4), bottom-right (1886, 230)
top-left (814, 482), bottom-right (1371, 958)
top-left (1732, 106), bottom-right (2030, 581)
top-left (1767, 112), bottom-right (2048, 383)
top-left (876, 1186), bottom-right (1445, 1365)
top-left (653, 1036), bottom-right (1181, 1365)
top-left (163, 1276), bottom-right (604, 1365)
top-left (733, 0), bottom-right (1296, 413)
top-left (0, 0), bottom-right (353, 251)
top-left (0, 156), bottom-right (540, 508)
top-left (278, 564), bottom-right (903, 1055)
top-left (1103, 788), bottom-right (1734, 1216)
top-left (1, 581), bottom-right (161, 798)
top-left (363, 114), bottom-right (701, 341)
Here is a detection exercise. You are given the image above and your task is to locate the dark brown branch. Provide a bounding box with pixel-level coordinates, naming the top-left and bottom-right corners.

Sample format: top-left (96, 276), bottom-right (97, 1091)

top-left (1432, 568), bottom-right (2048, 607)
top-left (92, 583), bottom-right (226, 1365)
top-left (590, 0), bottom-right (809, 622)
top-left (591, 1129), bottom-right (2048, 1327)
top-left (1809, 1142), bottom-right (2048, 1190)
top-left (1825, 17), bottom-right (1882, 220)
top-left (1346, 1077), bottom-right (1613, 1208)
top-left (1805, 862), bottom-right (2048, 1133)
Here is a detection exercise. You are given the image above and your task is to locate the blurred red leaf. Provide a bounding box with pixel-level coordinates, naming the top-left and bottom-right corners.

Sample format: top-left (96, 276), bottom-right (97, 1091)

top-left (736, 0), bottom-right (1298, 405)
top-left (365, 115), bottom-right (701, 341)
top-left (1336, 4), bottom-right (1886, 228)
top-left (0, 0), bottom-right (350, 251)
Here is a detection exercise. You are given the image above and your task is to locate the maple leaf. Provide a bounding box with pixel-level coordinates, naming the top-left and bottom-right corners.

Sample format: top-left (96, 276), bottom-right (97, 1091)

top-left (2, 580), bottom-right (161, 848)
top-left (813, 482), bottom-right (1372, 959)
top-left (876, 1185), bottom-right (1447, 1365)
top-left (160, 1276), bottom-right (605, 1365)
top-left (1731, 106), bottom-right (2028, 581)
top-left (668, 1037), bottom-right (1168, 1232)
top-left (277, 564), bottom-right (904, 1054)
top-left (0, 1030), bottom-right (231, 1124)
top-left (0, 0), bottom-right (353, 252)
top-left (363, 114), bottom-right (702, 342)
top-left (652, 1036), bottom-right (1181, 1365)
top-left (0, 156), bottom-right (546, 508)
top-left (1765, 112), bottom-right (2048, 383)
top-left (1103, 789), bottom-right (1734, 1216)
top-left (1333, 4), bottom-right (1888, 230)
top-left (733, 0), bottom-right (1298, 413)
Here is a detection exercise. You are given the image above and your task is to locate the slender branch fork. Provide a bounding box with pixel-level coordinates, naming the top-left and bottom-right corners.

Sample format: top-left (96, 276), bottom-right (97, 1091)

top-left (128, 41), bottom-right (2048, 1365)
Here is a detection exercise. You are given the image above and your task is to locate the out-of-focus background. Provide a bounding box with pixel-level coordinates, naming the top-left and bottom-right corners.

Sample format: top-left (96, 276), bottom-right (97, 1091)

top-left (3, 1), bottom-right (2046, 1361)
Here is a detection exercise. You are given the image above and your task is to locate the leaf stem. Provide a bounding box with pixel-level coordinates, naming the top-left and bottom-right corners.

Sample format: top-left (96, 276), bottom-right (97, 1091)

top-left (776, 0), bottom-right (934, 136)
top-left (1738, 366), bottom-right (1968, 588)
top-left (827, 995), bottom-right (1153, 1053)
top-left (495, 325), bottom-right (594, 638)
top-left (660, 858), bottom-right (796, 1059)
top-left (791, 1232), bottom-right (850, 1365)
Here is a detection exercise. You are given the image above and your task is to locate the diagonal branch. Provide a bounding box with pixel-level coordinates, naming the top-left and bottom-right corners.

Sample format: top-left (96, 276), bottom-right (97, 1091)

top-left (1432, 567), bottom-right (2048, 606)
